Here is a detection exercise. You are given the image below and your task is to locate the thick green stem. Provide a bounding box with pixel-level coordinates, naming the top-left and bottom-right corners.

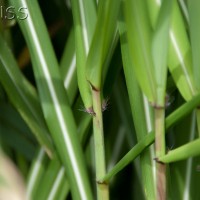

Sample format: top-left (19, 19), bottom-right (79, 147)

top-left (155, 108), bottom-right (166, 200)
top-left (92, 89), bottom-right (109, 200)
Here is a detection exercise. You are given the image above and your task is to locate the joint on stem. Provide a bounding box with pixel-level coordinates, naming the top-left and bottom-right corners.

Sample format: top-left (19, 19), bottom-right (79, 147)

top-left (86, 107), bottom-right (96, 116)
top-left (154, 157), bottom-right (165, 165)
top-left (88, 80), bottom-right (100, 92)
top-left (96, 179), bottom-right (109, 186)
top-left (151, 103), bottom-right (165, 109)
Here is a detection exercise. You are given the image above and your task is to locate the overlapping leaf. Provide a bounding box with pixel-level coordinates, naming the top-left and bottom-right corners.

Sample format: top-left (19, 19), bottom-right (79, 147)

top-left (9, 0), bottom-right (93, 199)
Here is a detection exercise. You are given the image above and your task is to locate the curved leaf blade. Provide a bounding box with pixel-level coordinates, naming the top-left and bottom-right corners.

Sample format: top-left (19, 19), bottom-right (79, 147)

top-left (0, 34), bottom-right (54, 157)
top-left (148, 0), bottom-right (197, 101)
top-left (70, 0), bottom-right (97, 108)
top-left (159, 138), bottom-right (200, 163)
top-left (86, 0), bottom-right (120, 89)
top-left (125, 0), bottom-right (157, 104)
top-left (10, 0), bottom-right (93, 199)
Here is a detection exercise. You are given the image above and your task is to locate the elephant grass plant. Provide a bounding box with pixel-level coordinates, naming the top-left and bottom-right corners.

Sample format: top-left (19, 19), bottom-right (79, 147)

top-left (1, 0), bottom-right (200, 200)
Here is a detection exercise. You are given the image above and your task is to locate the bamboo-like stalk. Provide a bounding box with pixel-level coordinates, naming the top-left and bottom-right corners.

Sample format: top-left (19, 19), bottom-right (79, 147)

top-left (100, 93), bottom-right (200, 183)
top-left (92, 89), bottom-right (109, 200)
top-left (155, 107), bottom-right (166, 200)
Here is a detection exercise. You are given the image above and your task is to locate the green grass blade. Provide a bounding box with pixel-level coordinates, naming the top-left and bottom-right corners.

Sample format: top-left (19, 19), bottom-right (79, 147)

top-left (101, 132), bottom-right (155, 183)
top-left (159, 138), bottom-right (200, 163)
top-left (124, 0), bottom-right (157, 104)
top-left (118, 10), bottom-right (155, 199)
top-left (147, 0), bottom-right (161, 28)
top-left (148, 0), bottom-right (197, 101)
top-left (165, 95), bottom-right (200, 129)
top-left (30, 106), bottom-right (93, 200)
top-left (60, 28), bottom-right (77, 105)
top-left (188, 0), bottom-right (200, 91)
top-left (101, 93), bottom-right (200, 182)
top-left (80, 0), bottom-right (97, 45)
top-left (70, 0), bottom-right (96, 108)
top-left (34, 157), bottom-right (63, 200)
top-left (26, 148), bottom-right (48, 200)
top-left (51, 177), bottom-right (70, 200)
top-left (178, 0), bottom-right (189, 24)
top-left (0, 34), bottom-right (54, 157)
top-left (102, 30), bottom-right (119, 94)
top-left (0, 116), bottom-right (35, 161)
top-left (169, 111), bottom-right (197, 200)
top-left (10, 0), bottom-right (93, 199)
top-left (47, 167), bottom-right (69, 200)
top-left (0, 102), bottom-right (35, 142)
top-left (86, 0), bottom-right (120, 89)
top-left (152, 0), bottom-right (173, 106)
top-left (168, 1), bottom-right (197, 100)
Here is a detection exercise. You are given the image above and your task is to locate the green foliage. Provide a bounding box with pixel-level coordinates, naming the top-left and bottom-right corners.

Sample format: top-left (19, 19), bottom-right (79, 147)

top-left (0, 0), bottom-right (200, 199)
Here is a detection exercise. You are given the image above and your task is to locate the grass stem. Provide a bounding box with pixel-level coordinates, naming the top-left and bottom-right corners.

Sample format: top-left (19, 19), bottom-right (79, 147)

top-left (155, 108), bottom-right (166, 200)
top-left (92, 89), bottom-right (109, 200)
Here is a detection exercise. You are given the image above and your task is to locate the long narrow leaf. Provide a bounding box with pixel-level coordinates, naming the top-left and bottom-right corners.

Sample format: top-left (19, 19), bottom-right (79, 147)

top-left (70, 0), bottom-right (97, 108)
top-left (125, 0), bottom-right (157, 104)
top-left (148, 0), bottom-right (197, 101)
top-left (152, 0), bottom-right (173, 106)
top-left (0, 34), bottom-right (54, 157)
top-left (26, 148), bottom-right (48, 199)
top-left (34, 157), bottom-right (63, 200)
top-left (169, 112), bottom-right (197, 200)
top-left (159, 138), bottom-right (200, 163)
top-left (10, 0), bottom-right (93, 199)
top-left (60, 28), bottom-right (77, 105)
top-left (118, 9), bottom-right (156, 199)
top-left (188, 0), bottom-right (200, 91)
top-left (168, 1), bottom-right (197, 100)
top-left (86, 0), bottom-right (120, 89)
top-left (0, 121), bottom-right (35, 161)
top-left (47, 167), bottom-right (69, 200)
